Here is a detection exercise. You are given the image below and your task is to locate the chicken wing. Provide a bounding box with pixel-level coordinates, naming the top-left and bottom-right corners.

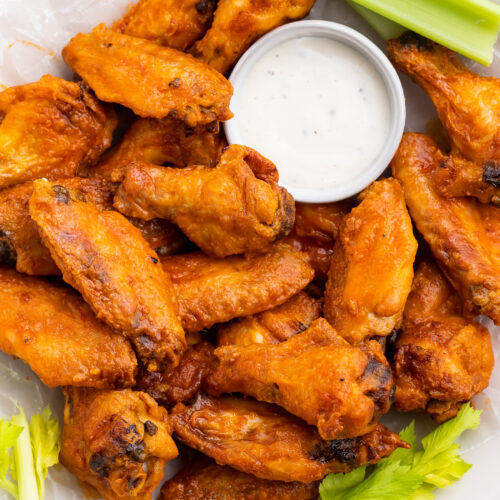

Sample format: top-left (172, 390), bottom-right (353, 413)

top-left (190, 0), bottom-right (316, 74)
top-left (60, 387), bottom-right (178, 500)
top-left (135, 341), bottom-right (214, 408)
top-left (283, 200), bottom-right (352, 279)
top-left (393, 259), bottom-right (494, 422)
top-left (88, 117), bottom-right (226, 182)
top-left (0, 177), bottom-right (187, 275)
top-left (205, 318), bottom-right (393, 439)
top-left (161, 243), bottom-right (314, 332)
top-left (217, 292), bottom-right (321, 346)
top-left (62, 24), bottom-right (233, 127)
top-left (0, 75), bottom-right (116, 190)
top-left (171, 394), bottom-right (407, 482)
top-left (29, 179), bottom-right (186, 370)
top-left (114, 0), bottom-right (217, 50)
top-left (0, 267), bottom-right (136, 388)
top-left (114, 145), bottom-right (295, 257)
top-left (324, 178), bottom-right (417, 344)
top-left (391, 133), bottom-right (500, 325)
top-left (387, 32), bottom-right (500, 204)
top-left (160, 454), bottom-right (320, 499)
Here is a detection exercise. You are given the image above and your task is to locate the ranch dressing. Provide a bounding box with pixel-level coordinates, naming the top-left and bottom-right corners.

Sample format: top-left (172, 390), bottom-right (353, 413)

top-left (233, 36), bottom-right (391, 195)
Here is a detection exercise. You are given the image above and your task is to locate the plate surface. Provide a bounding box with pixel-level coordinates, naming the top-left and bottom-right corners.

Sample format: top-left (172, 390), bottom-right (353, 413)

top-left (0, 0), bottom-right (499, 498)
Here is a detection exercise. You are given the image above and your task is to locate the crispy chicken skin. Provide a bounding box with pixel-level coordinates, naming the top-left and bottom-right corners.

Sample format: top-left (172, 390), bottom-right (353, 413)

top-left (88, 117), bottom-right (226, 182)
top-left (392, 133), bottom-right (500, 325)
top-left (161, 244), bottom-right (314, 332)
top-left (160, 454), bottom-right (320, 499)
top-left (190, 0), bottom-right (316, 74)
top-left (114, 0), bottom-right (217, 50)
top-left (0, 267), bottom-right (136, 388)
top-left (114, 145), bottom-right (295, 257)
top-left (387, 32), bottom-right (500, 204)
top-left (62, 24), bottom-right (233, 127)
top-left (0, 177), bottom-right (187, 276)
top-left (136, 341), bottom-right (215, 408)
top-left (60, 387), bottom-right (178, 500)
top-left (324, 179), bottom-right (417, 344)
top-left (0, 75), bottom-right (116, 190)
top-left (171, 394), bottom-right (407, 482)
top-left (29, 179), bottom-right (186, 371)
top-left (205, 318), bottom-right (393, 440)
top-left (284, 201), bottom-right (352, 278)
top-left (393, 259), bottom-right (494, 423)
top-left (217, 292), bottom-right (321, 346)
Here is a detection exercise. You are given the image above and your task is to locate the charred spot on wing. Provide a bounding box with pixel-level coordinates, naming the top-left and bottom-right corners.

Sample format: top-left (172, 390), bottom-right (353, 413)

top-left (308, 438), bottom-right (358, 464)
top-left (52, 185), bottom-right (71, 204)
top-left (124, 441), bottom-right (146, 462)
top-left (399, 31), bottom-right (434, 52)
top-left (483, 161), bottom-right (500, 187)
top-left (89, 453), bottom-right (110, 478)
top-left (0, 231), bottom-right (16, 266)
top-left (195, 0), bottom-right (216, 15)
top-left (144, 420), bottom-right (158, 436)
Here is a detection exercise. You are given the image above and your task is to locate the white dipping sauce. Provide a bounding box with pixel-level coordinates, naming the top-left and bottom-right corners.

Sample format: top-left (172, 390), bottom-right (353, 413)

top-left (233, 36), bottom-right (390, 194)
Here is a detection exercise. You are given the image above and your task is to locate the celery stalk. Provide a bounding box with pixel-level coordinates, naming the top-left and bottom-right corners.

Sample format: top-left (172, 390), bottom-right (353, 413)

top-left (10, 409), bottom-right (39, 500)
top-left (347, 1), bottom-right (405, 40)
top-left (349, 0), bottom-right (500, 65)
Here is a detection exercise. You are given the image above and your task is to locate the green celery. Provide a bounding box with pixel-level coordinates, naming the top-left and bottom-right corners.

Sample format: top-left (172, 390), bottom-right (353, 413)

top-left (347, 1), bottom-right (405, 40)
top-left (0, 420), bottom-right (22, 498)
top-left (349, 0), bottom-right (500, 65)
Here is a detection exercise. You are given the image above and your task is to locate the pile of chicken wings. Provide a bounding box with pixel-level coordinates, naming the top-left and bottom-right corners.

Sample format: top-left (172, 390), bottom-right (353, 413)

top-left (0, 2), bottom-right (498, 499)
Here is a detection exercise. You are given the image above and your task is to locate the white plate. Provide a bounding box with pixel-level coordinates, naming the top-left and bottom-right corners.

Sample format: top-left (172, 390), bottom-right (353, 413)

top-left (0, 0), bottom-right (499, 498)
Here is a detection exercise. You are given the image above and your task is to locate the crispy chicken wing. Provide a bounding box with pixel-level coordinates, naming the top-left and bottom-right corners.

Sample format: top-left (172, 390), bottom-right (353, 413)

top-left (190, 0), bottom-right (316, 74)
top-left (161, 244), bottom-right (314, 331)
top-left (283, 201), bottom-right (351, 279)
top-left (393, 259), bottom-right (494, 422)
top-left (29, 179), bottom-right (186, 370)
top-left (88, 117), bottom-right (226, 182)
top-left (172, 394), bottom-right (406, 482)
top-left (0, 75), bottom-right (116, 190)
top-left (114, 0), bottom-right (217, 50)
top-left (205, 318), bottom-right (393, 439)
top-left (0, 267), bottom-right (136, 388)
top-left (387, 32), bottom-right (500, 204)
top-left (0, 177), bottom-right (187, 275)
top-left (114, 145), bottom-right (295, 257)
top-left (391, 133), bottom-right (500, 325)
top-left (60, 387), bottom-right (178, 500)
top-left (324, 178), bottom-right (417, 344)
top-left (160, 454), bottom-right (320, 499)
top-left (136, 341), bottom-right (214, 408)
top-left (217, 292), bottom-right (321, 346)
top-left (62, 24), bottom-right (233, 127)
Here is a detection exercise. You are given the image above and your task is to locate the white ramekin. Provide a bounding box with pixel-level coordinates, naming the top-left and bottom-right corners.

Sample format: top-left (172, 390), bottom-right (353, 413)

top-left (224, 20), bottom-right (406, 203)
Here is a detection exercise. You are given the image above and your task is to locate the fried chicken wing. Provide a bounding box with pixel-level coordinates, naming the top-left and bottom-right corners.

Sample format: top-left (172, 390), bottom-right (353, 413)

top-left (0, 177), bottom-right (188, 275)
top-left (114, 145), bottom-right (295, 257)
top-left (217, 292), bottom-right (321, 346)
top-left (60, 387), bottom-right (178, 500)
top-left (0, 75), bottom-right (116, 190)
top-left (136, 341), bottom-right (214, 408)
top-left (62, 24), bottom-right (233, 127)
top-left (393, 259), bottom-right (494, 422)
top-left (161, 244), bottom-right (314, 331)
top-left (205, 318), bottom-right (393, 439)
top-left (190, 0), bottom-right (316, 74)
top-left (324, 178), bottom-right (417, 344)
top-left (283, 201), bottom-right (352, 279)
top-left (172, 394), bottom-right (406, 482)
top-left (160, 454), bottom-right (320, 499)
top-left (387, 32), bottom-right (500, 204)
top-left (391, 133), bottom-right (500, 324)
top-left (88, 117), bottom-right (226, 182)
top-left (114, 0), bottom-right (217, 50)
top-left (29, 179), bottom-right (186, 370)
top-left (0, 267), bottom-right (136, 388)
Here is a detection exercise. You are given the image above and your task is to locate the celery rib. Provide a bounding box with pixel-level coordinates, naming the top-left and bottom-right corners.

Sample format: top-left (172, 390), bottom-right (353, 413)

top-left (349, 0), bottom-right (500, 65)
